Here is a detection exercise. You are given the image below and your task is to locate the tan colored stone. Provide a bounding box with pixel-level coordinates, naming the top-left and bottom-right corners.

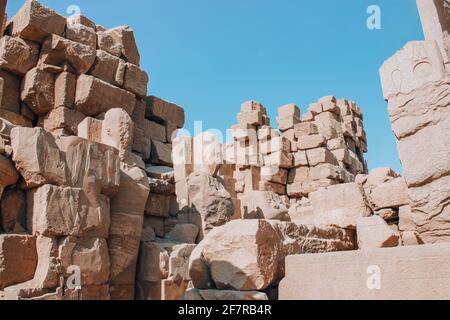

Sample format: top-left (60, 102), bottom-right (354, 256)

top-left (260, 136), bottom-right (291, 154)
top-left (0, 36), bottom-right (39, 76)
top-left (59, 237), bottom-right (110, 286)
top-left (310, 183), bottom-right (372, 229)
top-left (102, 26), bottom-right (140, 65)
top-left (367, 177), bottom-right (410, 210)
top-left (27, 185), bottom-right (110, 238)
top-left (21, 67), bottom-right (55, 115)
top-left (356, 215), bottom-right (400, 249)
top-left (40, 35), bottom-right (96, 74)
top-left (101, 108), bottom-right (134, 159)
top-left (11, 127), bottom-right (66, 188)
top-left (306, 147), bottom-right (337, 167)
top-left (145, 96), bottom-right (185, 128)
top-left (61, 136), bottom-right (121, 196)
top-left (7, 0), bottom-right (66, 43)
top-left (186, 172), bottom-right (234, 238)
top-left (89, 50), bottom-right (124, 86)
top-left (54, 72), bottom-right (76, 109)
top-left (380, 41), bottom-right (445, 99)
top-left (124, 62), bottom-right (148, 98)
top-left (66, 21), bottom-right (97, 48)
top-left (0, 235), bottom-right (37, 290)
top-left (297, 134), bottom-right (326, 150)
top-left (97, 30), bottom-right (123, 58)
top-left (280, 244), bottom-right (450, 300)
top-left (137, 242), bottom-right (170, 282)
top-left (240, 191), bottom-right (290, 221)
top-left (278, 103), bottom-right (300, 118)
top-left (43, 107), bottom-right (85, 135)
top-left (277, 115), bottom-right (300, 131)
top-left (294, 122), bottom-right (318, 137)
top-left (75, 74), bottom-right (136, 116)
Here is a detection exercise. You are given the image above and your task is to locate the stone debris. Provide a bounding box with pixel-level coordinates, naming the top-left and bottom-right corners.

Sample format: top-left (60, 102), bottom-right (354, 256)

top-left (0, 0), bottom-right (449, 301)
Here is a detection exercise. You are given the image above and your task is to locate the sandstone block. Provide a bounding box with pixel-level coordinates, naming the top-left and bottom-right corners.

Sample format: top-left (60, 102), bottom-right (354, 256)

top-left (21, 67), bottom-right (55, 115)
top-left (66, 21), bottom-right (97, 48)
top-left (44, 107), bottom-right (85, 135)
top-left (61, 137), bottom-right (121, 196)
top-left (278, 103), bottom-right (300, 118)
top-left (0, 235), bottom-right (37, 290)
top-left (186, 172), bottom-right (234, 238)
top-left (260, 136), bottom-right (291, 154)
top-left (356, 215), bottom-right (400, 249)
top-left (146, 96), bottom-right (185, 128)
top-left (277, 115), bottom-right (300, 131)
top-left (297, 134), bottom-right (326, 150)
top-left (294, 122), bottom-right (318, 137)
top-left (124, 62), bottom-right (148, 98)
top-left (0, 36), bottom-right (39, 76)
top-left (0, 154), bottom-right (19, 198)
top-left (102, 26), bottom-right (140, 65)
top-left (40, 35), bottom-right (96, 74)
top-left (7, 0), bottom-right (66, 42)
top-left (280, 244), bottom-right (450, 300)
top-left (310, 183), bottom-right (372, 229)
top-left (27, 185), bottom-right (110, 238)
top-left (97, 30), bottom-right (123, 58)
top-left (75, 74), bottom-right (136, 116)
top-left (89, 50), bottom-right (124, 86)
top-left (137, 242), bottom-right (170, 282)
top-left (54, 72), bottom-right (76, 109)
top-left (240, 191), bottom-right (290, 221)
top-left (306, 147), bottom-right (337, 167)
top-left (59, 237), bottom-right (110, 286)
top-left (367, 177), bottom-right (410, 210)
top-left (11, 127), bottom-right (67, 188)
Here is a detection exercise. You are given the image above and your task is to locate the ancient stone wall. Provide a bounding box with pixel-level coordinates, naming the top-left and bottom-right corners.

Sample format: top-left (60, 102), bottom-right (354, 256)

top-left (0, 0), bottom-right (185, 300)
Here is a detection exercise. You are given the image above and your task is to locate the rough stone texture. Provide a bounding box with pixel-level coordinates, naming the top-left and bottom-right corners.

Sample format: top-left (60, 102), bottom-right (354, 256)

top-left (75, 75), bottom-right (136, 116)
top-left (379, 1), bottom-right (450, 243)
top-left (186, 172), bottom-right (234, 239)
top-left (356, 215), bottom-right (400, 249)
top-left (0, 36), bottom-right (39, 76)
top-left (0, 235), bottom-right (37, 290)
top-left (188, 220), bottom-right (354, 292)
top-left (280, 244), bottom-right (450, 300)
top-left (310, 183), bottom-right (372, 229)
top-left (11, 127), bottom-right (67, 188)
top-left (7, 0), bottom-right (66, 43)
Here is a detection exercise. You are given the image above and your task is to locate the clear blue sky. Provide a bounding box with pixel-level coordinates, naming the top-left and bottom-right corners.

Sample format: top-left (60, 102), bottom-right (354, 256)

top-left (8, 0), bottom-right (424, 173)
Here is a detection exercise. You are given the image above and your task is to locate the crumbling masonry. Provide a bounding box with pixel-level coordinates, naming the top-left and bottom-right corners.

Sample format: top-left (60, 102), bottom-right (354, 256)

top-left (0, 0), bottom-right (449, 300)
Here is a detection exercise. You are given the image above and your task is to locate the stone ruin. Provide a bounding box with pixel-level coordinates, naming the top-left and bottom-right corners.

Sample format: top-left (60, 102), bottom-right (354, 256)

top-left (0, 0), bottom-right (449, 300)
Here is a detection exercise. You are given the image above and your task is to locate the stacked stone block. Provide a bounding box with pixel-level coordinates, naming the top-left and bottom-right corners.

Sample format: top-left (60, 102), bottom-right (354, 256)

top-left (0, 0), bottom-right (186, 300)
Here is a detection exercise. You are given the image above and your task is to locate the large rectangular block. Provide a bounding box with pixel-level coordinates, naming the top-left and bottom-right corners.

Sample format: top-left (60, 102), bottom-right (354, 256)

top-left (75, 74), bottom-right (135, 116)
top-left (27, 185), bottom-right (110, 238)
top-left (280, 244), bottom-right (450, 300)
top-left (0, 235), bottom-right (37, 290)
